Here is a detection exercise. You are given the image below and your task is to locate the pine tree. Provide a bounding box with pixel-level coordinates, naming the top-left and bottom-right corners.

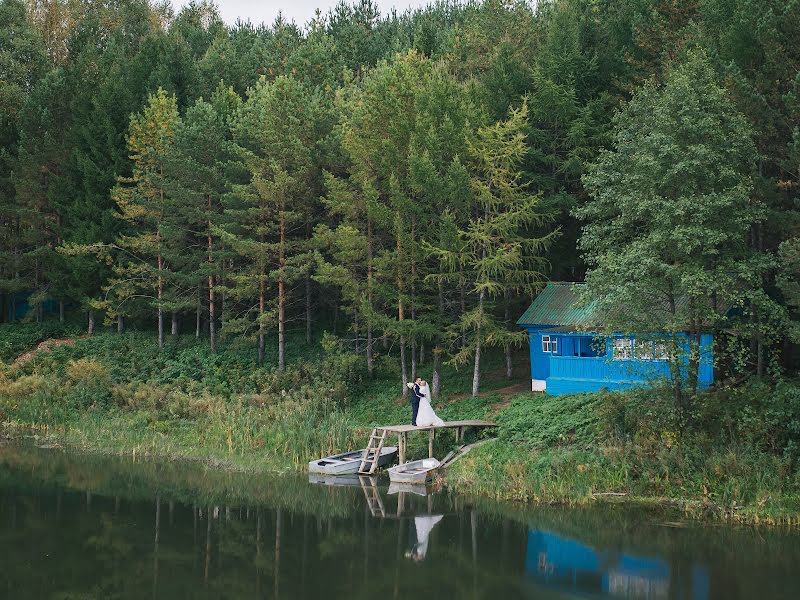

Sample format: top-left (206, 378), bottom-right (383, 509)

top-left (166, 86), bottom-right (239, 351)
top-left (109, 88), bottom-right (180, 349)
top-left (223, 76), bottom-right (317, 367)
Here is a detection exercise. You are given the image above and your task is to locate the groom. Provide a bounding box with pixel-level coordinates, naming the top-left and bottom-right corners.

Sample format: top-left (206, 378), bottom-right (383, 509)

top-left (408, 376), bottom-right (424, 426)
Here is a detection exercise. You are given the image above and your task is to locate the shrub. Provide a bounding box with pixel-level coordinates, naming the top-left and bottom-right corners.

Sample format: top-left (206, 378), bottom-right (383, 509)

top-left (497, 393), bottom-right (603, 449)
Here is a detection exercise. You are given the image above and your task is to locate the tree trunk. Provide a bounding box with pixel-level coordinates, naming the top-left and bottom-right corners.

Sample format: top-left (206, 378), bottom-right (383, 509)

top-left (504, 301), bottom-right (513, 380)
top-left (171, 312), bottom-right (178, 335)
top-left (366, 218), bottom-right (374, 378)
top-left (354, 309), bottom-right (361, 354)
top-left (688, 328), bottom-right (700, 397)
top-left (59, 300), bottom-right (64, 323)
top-left (157, 253), bottom-right (164, 350)
top-left (472, 288), bottom-right (485, 397)
top-left (258, 270), bottom-right (265, 367)
top-left (196, 294), bottom-right (201, 338)
top-left (305, 274), bottom-right (311, 345)
top-left (208, 197), bottom-right (216, 353)
top-left (117, 314), bottom-right (124, 334)
top-left (87, 310), bottom-right (95, 335)
top-left (400, 339), bottom-right (408, 395)
top-left (397, 215), bottom-right (408, 396)
top-left (278, 211), bottom-right (286, 371)
top-left (432, 350), bottom-right (441, 399)
top-left (410, 216), bottom-right (417, 383)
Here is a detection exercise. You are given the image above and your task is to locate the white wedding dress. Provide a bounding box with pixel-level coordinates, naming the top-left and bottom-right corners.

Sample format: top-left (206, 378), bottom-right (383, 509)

top-left (416, 384), bottom-right (444, 427)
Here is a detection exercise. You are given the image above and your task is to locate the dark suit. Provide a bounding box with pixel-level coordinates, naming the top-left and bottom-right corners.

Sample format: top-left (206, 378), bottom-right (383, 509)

top-left (410, 383), bottom-right (424, 426)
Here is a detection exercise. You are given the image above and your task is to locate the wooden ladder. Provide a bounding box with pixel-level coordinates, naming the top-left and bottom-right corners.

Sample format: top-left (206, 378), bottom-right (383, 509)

top-left (358, 427), bottom-right (387, 474)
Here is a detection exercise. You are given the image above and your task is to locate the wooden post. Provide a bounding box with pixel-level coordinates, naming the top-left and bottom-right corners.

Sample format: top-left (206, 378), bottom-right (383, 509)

top-left (428, 428), bottom-right (434, 459)
top-left (397, 433), bottom-right (404, 465)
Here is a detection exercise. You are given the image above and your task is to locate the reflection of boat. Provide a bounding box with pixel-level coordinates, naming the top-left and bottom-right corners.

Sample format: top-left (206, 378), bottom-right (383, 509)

top-left (388, 458), bottom-right (440, 484)
top-left (388, 481), bottom-right (430, 496)
top-left (308, 472), bottom-right (363, 487)
top-left (308, 446), bottom-right (397, 475)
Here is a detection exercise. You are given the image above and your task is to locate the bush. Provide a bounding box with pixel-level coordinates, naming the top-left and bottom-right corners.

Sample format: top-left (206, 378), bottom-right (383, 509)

top-left (497, 393), bottom-right (603, 449)
top-left (698, 379), bottom-right (800, 465)
top-left (0, 321), bottom-right (83, 362)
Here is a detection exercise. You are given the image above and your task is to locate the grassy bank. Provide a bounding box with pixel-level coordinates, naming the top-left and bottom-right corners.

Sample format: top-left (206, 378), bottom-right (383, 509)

top-left (1, 322), bottom-right (799, 526)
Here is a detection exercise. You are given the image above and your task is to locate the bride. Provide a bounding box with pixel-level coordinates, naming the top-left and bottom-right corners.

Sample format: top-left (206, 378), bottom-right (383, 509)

top-left (415, 379), bottom-right (444, 427)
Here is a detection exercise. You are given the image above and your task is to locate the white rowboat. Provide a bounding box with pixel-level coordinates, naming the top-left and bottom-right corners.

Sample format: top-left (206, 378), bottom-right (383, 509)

top-left (388, 458), bottom-right (440, 484)
top-left (308, 446), bottom-right (398, 475)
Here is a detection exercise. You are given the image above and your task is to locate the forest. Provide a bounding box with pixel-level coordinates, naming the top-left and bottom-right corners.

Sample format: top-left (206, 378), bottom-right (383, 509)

top-left (2, 0), bottom-right (797, 395)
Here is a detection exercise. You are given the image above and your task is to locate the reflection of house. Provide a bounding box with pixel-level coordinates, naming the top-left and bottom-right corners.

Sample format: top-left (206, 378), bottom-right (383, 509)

top-left (517, 283), bottom-right (714, 395)
top-left (525, 528), bottom-right (709, 599)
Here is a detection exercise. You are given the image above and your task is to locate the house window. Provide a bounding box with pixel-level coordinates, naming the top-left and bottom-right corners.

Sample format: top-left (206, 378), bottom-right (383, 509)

top-left (551, 337), bottom-right (558, 354)
top-left (635, 339), bottom-right (654, 360)
top-left (613, 338), bottom-right (632, 360)
top-left (634, 339), bottom-right (669, 361)
top-left (653, 341), bottom-right (669, 360)
top-left (542, 335), bottom-right (551, 353)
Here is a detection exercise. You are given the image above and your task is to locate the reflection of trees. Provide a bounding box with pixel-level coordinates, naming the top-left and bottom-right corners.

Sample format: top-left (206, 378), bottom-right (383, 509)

top-left (1, 445), bottom-right (798, 599)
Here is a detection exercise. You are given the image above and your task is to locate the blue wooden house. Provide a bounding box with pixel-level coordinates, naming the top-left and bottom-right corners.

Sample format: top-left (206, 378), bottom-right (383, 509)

top-left (517, 283), bottom-right (714, 396)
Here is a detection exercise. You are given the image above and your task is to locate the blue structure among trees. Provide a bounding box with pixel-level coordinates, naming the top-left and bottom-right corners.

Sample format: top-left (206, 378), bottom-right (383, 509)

top-left (517, 283), bottom-right (714, 396)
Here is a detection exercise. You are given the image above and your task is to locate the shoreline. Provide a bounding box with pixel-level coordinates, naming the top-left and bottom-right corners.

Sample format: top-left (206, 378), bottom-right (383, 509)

top-left (3, 422), bottom-right (798, 529)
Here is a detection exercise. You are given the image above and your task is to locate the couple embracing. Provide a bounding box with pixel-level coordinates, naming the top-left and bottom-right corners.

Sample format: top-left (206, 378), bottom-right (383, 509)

top-left (407, 377), bottom-right (444, 427)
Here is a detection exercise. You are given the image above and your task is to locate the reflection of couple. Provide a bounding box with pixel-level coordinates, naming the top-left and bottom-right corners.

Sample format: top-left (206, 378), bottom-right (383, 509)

top-left (405, 515), bottom-right (444, 562)
top-left (407, 377), bottom-right (444, 427)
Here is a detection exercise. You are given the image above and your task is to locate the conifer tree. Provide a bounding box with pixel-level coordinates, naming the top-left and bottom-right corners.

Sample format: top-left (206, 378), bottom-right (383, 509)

top-left (109, 88), bottom-right (180, 349)
top-left (165, 86), bottom-right (239, 351)
top-left (224, 76), bottom-right (317, 367)
top-left (428, 102), bottom-right (555, 396)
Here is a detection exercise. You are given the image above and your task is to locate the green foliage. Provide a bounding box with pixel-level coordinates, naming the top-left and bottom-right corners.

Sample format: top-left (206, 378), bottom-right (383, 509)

top-left (497, 393), bottom-right (602, 448)
top-left (0, 320), bottom-right (82, 362)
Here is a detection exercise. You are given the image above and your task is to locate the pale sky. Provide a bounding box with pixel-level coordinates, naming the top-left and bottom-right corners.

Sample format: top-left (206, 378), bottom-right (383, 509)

top-left (171, 0), bottom-right (432, 28)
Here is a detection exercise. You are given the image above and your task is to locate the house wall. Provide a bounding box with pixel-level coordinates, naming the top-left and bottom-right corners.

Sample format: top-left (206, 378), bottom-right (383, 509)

top-left (527, 326), bottom-right (551, 384)
top-left (526, 328), bottom-right (714, 396)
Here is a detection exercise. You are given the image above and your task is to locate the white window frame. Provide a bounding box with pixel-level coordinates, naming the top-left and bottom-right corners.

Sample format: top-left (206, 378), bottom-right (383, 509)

top-left (634, 339), bottom-right (654, 360)
top-left (613, 338), bottom-right (632, 360)
top-left (542, 335), bottom-right (551, 353)
top-left (551, 336), bottom-right (558, 354)
top-left (653, 341), bottom-right (669, 361)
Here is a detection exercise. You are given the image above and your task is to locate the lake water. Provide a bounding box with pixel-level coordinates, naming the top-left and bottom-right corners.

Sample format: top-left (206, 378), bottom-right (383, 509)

top-left (1, 441), bottom-right (798, 599)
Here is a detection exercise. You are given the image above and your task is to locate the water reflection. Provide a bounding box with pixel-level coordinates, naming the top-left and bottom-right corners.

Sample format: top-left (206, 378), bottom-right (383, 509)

top-left (0, 442), bottom-right (798, 599)
top-left (526, 529), bottom-right (709, 599)
top-left (406, 515), bottom-right (444, 561)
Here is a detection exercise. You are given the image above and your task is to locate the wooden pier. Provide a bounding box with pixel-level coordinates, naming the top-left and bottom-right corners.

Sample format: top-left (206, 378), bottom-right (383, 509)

top-left (376, 420), bottom-right (497, 465)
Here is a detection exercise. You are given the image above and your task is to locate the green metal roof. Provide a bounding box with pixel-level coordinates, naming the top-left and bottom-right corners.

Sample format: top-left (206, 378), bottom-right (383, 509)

top-left (516, 283), bottom-right (597, 328)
